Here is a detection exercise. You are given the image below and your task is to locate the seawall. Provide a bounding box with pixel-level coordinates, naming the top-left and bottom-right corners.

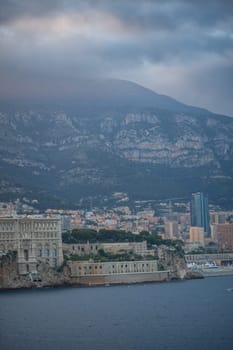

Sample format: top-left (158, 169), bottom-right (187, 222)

top-left (69, 271), bottom-right (171, 286)
top-left (198, 267), bottom-right (233, 278)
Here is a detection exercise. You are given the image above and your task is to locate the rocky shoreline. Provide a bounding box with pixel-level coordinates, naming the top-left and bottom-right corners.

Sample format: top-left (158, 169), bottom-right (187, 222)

top-left (0, 253), bottom-right (203, 290)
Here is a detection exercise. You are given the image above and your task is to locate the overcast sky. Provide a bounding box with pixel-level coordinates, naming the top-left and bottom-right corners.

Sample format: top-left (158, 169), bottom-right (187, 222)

top-left (0, 0), bottom-right (232, 115)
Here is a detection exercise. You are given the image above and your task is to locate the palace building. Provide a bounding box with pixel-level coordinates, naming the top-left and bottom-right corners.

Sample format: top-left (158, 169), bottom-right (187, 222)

top-left (0, 216), bottom-right (63, 274)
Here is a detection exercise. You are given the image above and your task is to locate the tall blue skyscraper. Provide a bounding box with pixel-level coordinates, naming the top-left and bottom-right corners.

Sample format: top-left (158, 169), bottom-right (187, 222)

top-left (190, 192), bottom-right (210, 236)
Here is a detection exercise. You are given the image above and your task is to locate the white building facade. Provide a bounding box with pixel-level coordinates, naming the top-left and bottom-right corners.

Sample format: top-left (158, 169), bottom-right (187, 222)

top-left (0, 216), bottom-right (63, 274)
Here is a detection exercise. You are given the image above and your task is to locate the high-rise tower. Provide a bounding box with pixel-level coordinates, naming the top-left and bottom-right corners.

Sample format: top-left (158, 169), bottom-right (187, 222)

top-left (190, 192), bottom-right (210, 237)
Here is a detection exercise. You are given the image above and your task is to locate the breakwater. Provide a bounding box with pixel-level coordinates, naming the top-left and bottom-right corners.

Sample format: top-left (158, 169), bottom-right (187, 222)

top-left (199, 266), bottom-right (233, 277)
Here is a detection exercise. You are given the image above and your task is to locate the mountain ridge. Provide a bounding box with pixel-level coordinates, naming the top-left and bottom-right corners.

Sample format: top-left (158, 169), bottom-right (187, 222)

top-left (0, 78), bottom-right (222, 116)
top-left (0, 79), bottom-right (233, 209)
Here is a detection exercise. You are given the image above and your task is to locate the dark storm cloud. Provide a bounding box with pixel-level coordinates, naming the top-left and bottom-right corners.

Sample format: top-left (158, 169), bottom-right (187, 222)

top-left (0, 0), bottom-right (232, 115)
top-left (1, 0), bottom-right (233, 27)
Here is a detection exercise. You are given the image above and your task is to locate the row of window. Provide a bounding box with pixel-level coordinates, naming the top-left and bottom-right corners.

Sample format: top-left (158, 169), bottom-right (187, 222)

top-left (186, 253), bottom-right (233, 261)
top-left (0, 221), bottom-right (59, 232)
top-left (80, 263), bottom-right (152, 269)
top-left (0, 232), bottom-right (58, 239)
top-left (0, 233), bottom-right (15, 239)
top-left (73, 245), bottom-right (99, 251)
top-left (0, 224), bottom-right (15, 231)
top-left (33, 232), bottom-right (58, 238)
top-left (76, 263), bottom-right (157, 275)
top-left (35, 248), bottom-right (57, 257)
top-left (20, 222), bottom-right (58, 230)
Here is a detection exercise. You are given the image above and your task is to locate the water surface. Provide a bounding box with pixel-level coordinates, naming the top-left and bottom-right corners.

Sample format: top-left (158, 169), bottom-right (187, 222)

top-left (1, 276), bottom-right (233, 350)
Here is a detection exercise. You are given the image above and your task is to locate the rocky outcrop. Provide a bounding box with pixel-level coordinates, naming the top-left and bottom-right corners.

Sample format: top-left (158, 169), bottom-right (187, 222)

top-left (157, 246), bottom-right (203, 280)
top-left (0, 249), bottom-right (201, 289)
top-left (0, 253), bottom-right (71, 289)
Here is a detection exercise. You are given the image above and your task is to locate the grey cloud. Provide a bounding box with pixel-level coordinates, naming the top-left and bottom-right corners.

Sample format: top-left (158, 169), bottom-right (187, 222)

top-left (0, 0), bottom-right (232, 115)
top-left (186, 62), bottom-right (233, 116)
top-left (1, 1), bottom-right (233, 28)
top-left (1, 1), bottom-right (232, 57)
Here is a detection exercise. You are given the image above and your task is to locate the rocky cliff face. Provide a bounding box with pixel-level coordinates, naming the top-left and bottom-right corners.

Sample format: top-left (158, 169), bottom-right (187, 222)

top-left (0, 250), bottom-right (197, 290)
top-left (0, 253), bottom-right (71, 289)
top-left (1, 80), bottom-right (233, 207)
top-left (103, 112), bottom-right (233, 168)
top-left (156, 246), bottom-right (202, 280)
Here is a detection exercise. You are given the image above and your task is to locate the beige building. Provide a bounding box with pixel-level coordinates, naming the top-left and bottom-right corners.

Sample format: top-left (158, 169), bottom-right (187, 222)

top-left (217, 223), bottom-right (233, 251)
top-left (165, 221), bottom-right (179, 239)
top-left (63, 240), bottom-right (149, 256)
top-left (0, 216), bottom-right (63, 274)
top-left (68, 259), bottom-right (158, 277)
top-left (189, 226), bottom-right (205, 247)
top-left (210, 224), bottom-right (218, 242)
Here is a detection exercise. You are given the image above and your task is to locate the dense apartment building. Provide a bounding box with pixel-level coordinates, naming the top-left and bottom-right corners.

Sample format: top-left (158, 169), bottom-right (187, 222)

top-left (0, 216), bottom-right (63, 274)
top-left (165, 221), bottom-right (179, 239)
top-left (217, 223), bottom-right (233, 251)
top-left (189, 226), bottom-right (205, 247)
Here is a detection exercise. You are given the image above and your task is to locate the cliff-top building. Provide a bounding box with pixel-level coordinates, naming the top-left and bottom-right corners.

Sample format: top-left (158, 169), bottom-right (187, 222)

top-left (0, 216), bottom-right (63, 274)
top-left (63, 240), bottom-right (149, 257)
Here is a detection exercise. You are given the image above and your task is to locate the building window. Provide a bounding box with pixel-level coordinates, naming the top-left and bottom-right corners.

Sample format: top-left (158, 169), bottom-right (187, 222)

top-left (35, 248), bottom-right (42, 257)
top-left (51, 248), bottom-right (57, 257)
top-left (24, 250), bottom-right (29, 261)
top-left (44, 248), bottom-right (49, 257)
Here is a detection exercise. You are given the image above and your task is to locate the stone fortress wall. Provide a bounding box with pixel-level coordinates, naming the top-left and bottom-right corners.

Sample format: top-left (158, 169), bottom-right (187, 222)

top-left (63, 240), bottom-right (153, 256)
top-left (69, 259), bottom-right (158, 276)
top-left (68, 259), bottom-right (170, 285)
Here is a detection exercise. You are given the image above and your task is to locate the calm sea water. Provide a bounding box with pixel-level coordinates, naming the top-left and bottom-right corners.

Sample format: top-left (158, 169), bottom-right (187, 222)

top-left (0, 276), bottom-right (233, 350)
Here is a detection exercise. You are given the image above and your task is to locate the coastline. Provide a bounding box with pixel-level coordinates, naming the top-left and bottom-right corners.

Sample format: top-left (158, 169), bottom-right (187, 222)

top-left (198, 267), bottom-right (233, 278)
top-left (0, 271), bottom-right (173, 290)
top-left (0, 261), bottom-right (203, 290)
top-left (0, 249), bottom-right (204, 290)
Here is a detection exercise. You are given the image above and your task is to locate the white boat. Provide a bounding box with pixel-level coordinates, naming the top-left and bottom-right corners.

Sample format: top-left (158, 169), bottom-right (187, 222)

top-left (202, 262), bottom-right (218, 269)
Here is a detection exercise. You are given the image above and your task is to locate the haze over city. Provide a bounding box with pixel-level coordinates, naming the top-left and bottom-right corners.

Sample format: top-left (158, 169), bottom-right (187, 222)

top-left (0, 0), bottom-right (233, 116)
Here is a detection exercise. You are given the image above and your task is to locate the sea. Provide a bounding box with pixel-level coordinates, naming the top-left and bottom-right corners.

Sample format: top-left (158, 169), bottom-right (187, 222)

top-left (0, 276), bottom-right (233, 350)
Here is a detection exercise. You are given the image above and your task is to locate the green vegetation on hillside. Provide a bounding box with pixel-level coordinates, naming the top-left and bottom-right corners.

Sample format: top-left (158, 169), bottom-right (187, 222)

top-left (62, 228), bottom-right (184, 254)
top-left (65, 249), bottom-right (148, 262)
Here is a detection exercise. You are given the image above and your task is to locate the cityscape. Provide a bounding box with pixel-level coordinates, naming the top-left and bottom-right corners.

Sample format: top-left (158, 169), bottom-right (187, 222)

top-left (1, 1), bottom-right (233, 349)
top-left (1, 192), bottom-right (233, 248)
top-left (1, 191), bottom-right (233, 282)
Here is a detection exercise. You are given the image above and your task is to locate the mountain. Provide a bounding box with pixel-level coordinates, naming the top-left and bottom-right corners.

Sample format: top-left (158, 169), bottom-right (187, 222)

top-left (0, 79), bottom-right (233, 209)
